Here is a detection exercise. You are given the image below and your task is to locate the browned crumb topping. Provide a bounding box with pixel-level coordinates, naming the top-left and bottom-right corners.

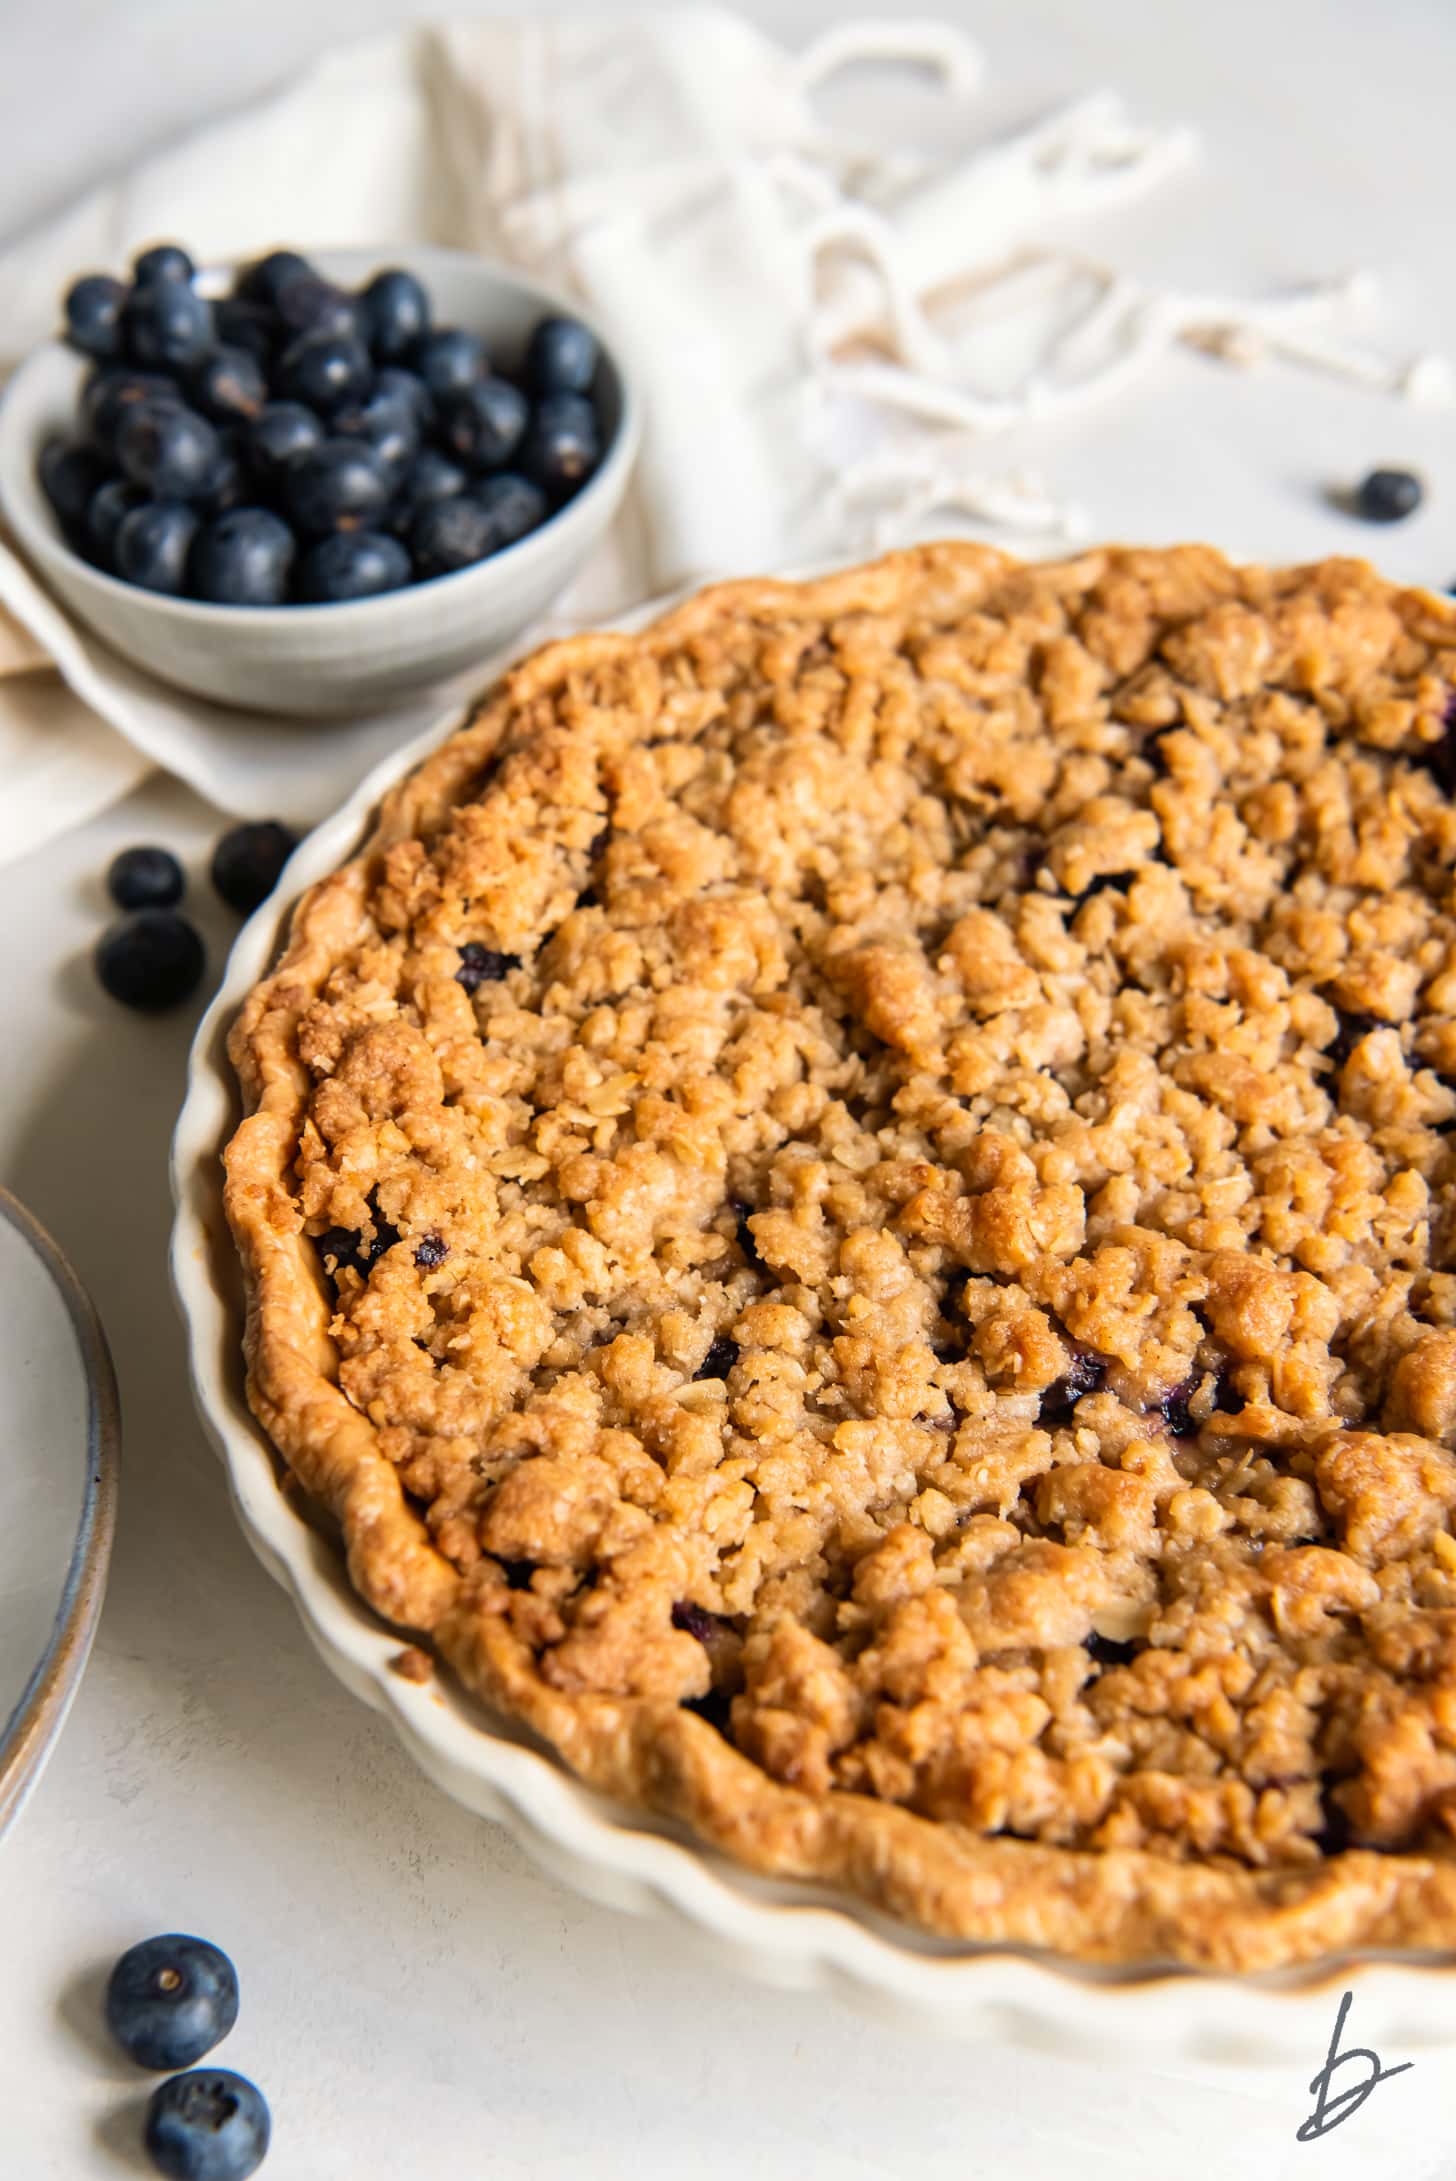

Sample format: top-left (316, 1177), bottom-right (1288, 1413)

top-left (240, 545), bottom-right (1456, 1896)
top-left (390, 1645), bottom-right (434, 1685)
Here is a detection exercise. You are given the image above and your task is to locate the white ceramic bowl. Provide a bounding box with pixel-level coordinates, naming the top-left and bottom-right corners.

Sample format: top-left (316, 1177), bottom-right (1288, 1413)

top-left (0, 247), bottom-right (640, 716)
top-left (168, 589), bottom-right (1456, 2057)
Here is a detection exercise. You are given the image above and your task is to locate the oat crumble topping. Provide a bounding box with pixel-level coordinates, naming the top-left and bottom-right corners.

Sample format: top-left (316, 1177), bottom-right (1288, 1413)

top-left (225, 545), bottom-right (1456, 1965)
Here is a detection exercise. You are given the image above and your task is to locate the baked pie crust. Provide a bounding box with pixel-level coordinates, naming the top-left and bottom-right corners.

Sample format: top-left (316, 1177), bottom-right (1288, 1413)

top-left (224, 544), bottom-right (1456, 1969)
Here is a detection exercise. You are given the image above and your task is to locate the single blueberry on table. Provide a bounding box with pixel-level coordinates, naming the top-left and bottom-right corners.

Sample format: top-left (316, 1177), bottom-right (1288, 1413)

top-left (85, 478), bottom-right (148, 568)
top-left (278, 331), bottom-right (373, 414)
top-left (188, 346), bottom-right (268, 424)
top-left (63, 273), bottom-right (127, 361)
top-left (243, 402), bottom-right (324, 488)
top-left (94, 910), bottom-right (205, 1010)
top-left (38, 438), bottom-right (110, 536)
top-left (474, 471), bottom-right (547, 550)
top-left (83, 367), bottom-right (180, 452)
top-left (211, 821), bottom-right (298, 914)
top-left (438, 377), bottom-right (529, 470)
top-left (412, 326), bottom-right (487, 399)
top-left (123, 281), bottom-right (213, 372)
top-left (283, 440), bottom-right (392, 536)
top-left (409, 494), bottom-right (499, 579)
top-left (114, 502), bottom-right (200, 595)
top-left (524, 314), bottom-right (600, 396)
top-left (521, 391), bottom-right (601, 495)
top-left (105, 1934), bottom-right (239, 2071)
top-left (360, 266), bottom-right (431, 361)
top-left (1353, 467), bottom-right (1423, 523)
top-left (133, 242), bottom-right (195, 288)
top-left (295, 529), bottom-right (412, 602)
top-left (237, 247), bottom-right (314, 309)
top-left (115, 401), bottom-right (221, 500)
top-left (191, 509), bottom-right (297, 607)
top-left (106, 845), bottom-right (185, 912)
top-left (143, 2068), bottom-right (270, 2181)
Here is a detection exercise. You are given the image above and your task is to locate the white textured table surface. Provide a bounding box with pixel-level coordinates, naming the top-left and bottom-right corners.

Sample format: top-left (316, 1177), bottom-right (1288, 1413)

top-left (4, 2), bottom-right (1456, 2174)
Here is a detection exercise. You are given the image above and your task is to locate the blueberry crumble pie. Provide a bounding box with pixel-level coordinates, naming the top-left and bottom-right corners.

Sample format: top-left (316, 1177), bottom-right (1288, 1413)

top-left (224, 543), bottom-right (1456, 1968)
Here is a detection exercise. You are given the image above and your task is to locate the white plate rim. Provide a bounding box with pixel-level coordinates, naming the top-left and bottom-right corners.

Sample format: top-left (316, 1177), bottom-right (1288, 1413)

top-left (167, 582), bottom-right (1456, 2059)
top-left (0, 1184), bottom-right (120, 1835)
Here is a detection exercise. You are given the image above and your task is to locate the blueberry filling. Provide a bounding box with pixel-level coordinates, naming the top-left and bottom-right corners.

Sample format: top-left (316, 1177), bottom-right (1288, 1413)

top-left (732, 1200), bottom-right (763, 1268)
top-left (671, 1601), bottom-right (721, 1643)
top-left (683, 1687), bottom-right (733, 1733)
top-left (1315, 1785), bottom-right (1354, 1856)
top-left (1324, 1009), bottom-right (1380, 1069)
top-left (1084, 1632), bottom-right (1139, 1668)
top-left (456, 942), bottom-right (522, 991)
top-left (1039, 1347), bottom-right (1107, 1426)
top-left (694, 1335), bottom-right (739, 1381)
top-left (414, 1234), bottom-right (448, 1269)
top-left (1159, 1377), bottom-right (1199, 1440)
top-left (498, 1558), bottom-right (536, 1591)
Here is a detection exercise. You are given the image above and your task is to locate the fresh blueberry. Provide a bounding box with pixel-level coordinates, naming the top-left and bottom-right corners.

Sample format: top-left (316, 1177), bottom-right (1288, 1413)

top-left (212, 298), bottom-right (276, 366)
top-left (82, 367), bottom-right (180, 452)
top-left (412, 327), bottom-right (487, 399)
top-left (38, 438), bottom-right (110, 537)
top-left (524, 314), bottom-right (599, 396)
top-left (86, 478), bottom-right (148, 567)
top-left (200, 435), bottom-right (247, 513)
top-left (191, 509), bottom-right (296, 606)
top-left (295, 529), bottom-right (412, 602)
top-left (282, 440), bottom-right (391, 536)
top-left (123, 281), bottom-right (213, 372)
top-left (388, 447), bottom-right (467, 533)
top-left (105, 1934), bottom-right (239, 2070)
top-left (143, 2069), bottom-right (270, 2181)
top-left (438, 378), bottom-right (528, 469)
top-left (211, 821), bottom-right (297, 914)
top-left (278, 332), bottom-right (373, 414)
top-left (474, 471), bottom-right (547, 549)
top-left (114, 502), bottom-right (201, 595)
top-left (107, 845), bottom-right (185, 911)
top-left (237, 247), bottom-right (314, 309)
top-left (1353, 467), bottom-right (1423, 523)
top-left (188, 346), bottom-right (268, 424)
top-left (115, 402), bottom-right (222, 499)
top-left (243, 402), bottom-right (324, 489)
top-left (94, 910), bottom-right (205, 1009)
top-left (332, 385), bottom-right (420, 474)
top-left (273, 272), bottom-right (360, 343)
top-left (64, 274), bottom-right (127, 361)
top-left (521, 392), bottom-right (601, 496)
top-left (408, 495), bottom-right (498, 579)
top-left (133, 243), bottom-right (195, 288)
top-left (374, 366), bottom-right (434, 427)
top-left (360, 267), bottom-right (430, 361)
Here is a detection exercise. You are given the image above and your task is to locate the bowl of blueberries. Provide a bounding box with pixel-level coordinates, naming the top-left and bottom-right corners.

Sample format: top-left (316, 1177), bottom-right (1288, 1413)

top-left (0, 242), bottom-right (640, 716)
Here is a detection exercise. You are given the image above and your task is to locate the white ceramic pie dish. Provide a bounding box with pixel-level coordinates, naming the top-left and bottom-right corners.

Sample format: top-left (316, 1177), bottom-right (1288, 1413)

top-left (168, 595), bottom-right (1456, 2061)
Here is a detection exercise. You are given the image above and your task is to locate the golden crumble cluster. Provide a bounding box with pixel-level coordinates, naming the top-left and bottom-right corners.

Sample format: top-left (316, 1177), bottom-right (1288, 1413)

top-left (225, 544), bottom-right (1456, 1967)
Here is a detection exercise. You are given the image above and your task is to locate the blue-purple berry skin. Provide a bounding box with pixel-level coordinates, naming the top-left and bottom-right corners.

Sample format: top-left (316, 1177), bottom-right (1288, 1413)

top-left (143, 2068), bottom-right (270, 2181)
top-left (106, 1934), bottom-right (240, 2071)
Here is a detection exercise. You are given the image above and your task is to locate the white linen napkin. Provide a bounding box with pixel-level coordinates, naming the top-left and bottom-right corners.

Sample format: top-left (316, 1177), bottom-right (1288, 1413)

top-left (0, 7), bottom-right (1445, 857)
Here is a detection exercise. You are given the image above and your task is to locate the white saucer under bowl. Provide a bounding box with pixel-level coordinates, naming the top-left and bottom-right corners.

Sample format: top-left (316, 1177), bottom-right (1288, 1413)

top-left (0, 1186), bottom-right (119, 1836)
